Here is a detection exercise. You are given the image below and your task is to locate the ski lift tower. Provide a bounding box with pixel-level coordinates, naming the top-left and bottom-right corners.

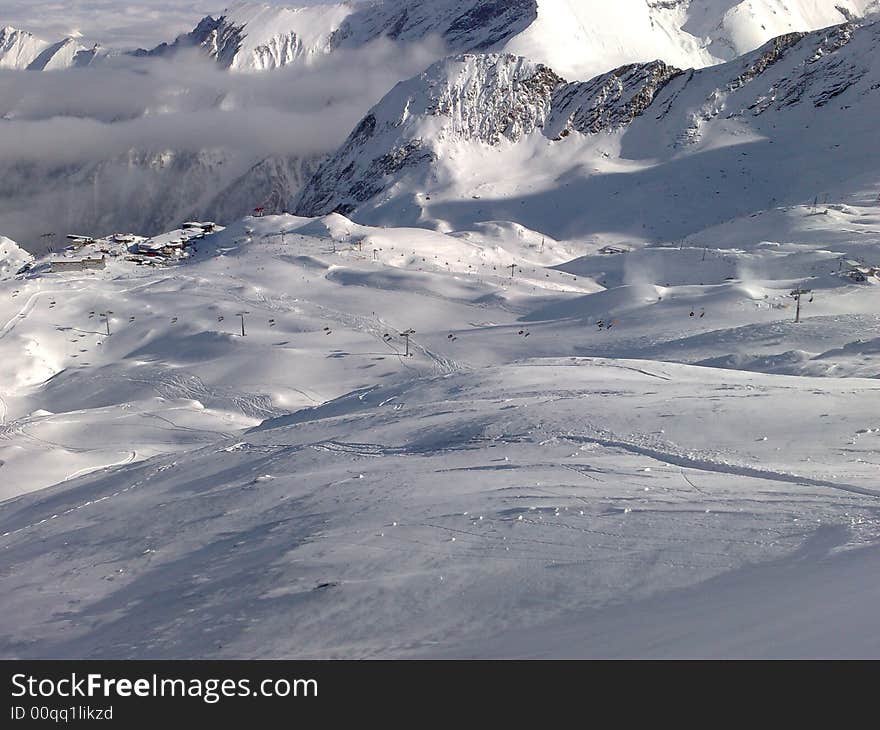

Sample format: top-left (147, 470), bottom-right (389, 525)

top-left (99, 311), bottom-right (114, 336)
top-left (790, 287), bottom-right (813, 323)
top-left (400, 328), bottom-right (416, 358)
top-left (237, 311), bottom-right (251, 337)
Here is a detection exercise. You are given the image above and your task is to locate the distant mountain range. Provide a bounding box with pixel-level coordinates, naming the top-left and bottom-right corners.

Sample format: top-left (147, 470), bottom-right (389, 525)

top-left (6, 1), bottom-right (878, 77)
top-left (2, 1), bottom-right (880, 251)
top-left (136, 0), bottom-right (880, 79)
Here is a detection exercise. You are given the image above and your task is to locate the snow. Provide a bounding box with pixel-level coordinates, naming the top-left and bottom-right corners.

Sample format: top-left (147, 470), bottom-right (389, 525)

top-left (333, 0), bottom-right (880, 79)
top-left (0, 235), bottom-right (32, 278)
top-left (457, 527), bottom-right (880, 659)
top-left (218, 2), bottom-right (356, 71)
top-left (142, 1), bottom-right (879, 78)
top-left (4, 3), bottom-right (879, 256)
top-left (0, 26), bottom-right (98, 70)
top-left (298, 21), bottom-right (880, 247)
top-left (2, 4), bottom-right (880, 660)
top-left (140, 1), bottom-right (357, 71)
top-left (1, 197), bottom-right (880, 657)
top-left (704, 0), bottom-right (872, 58)
top-left (504, 0), bottom-right (879, 79)
top-left (27, 38), bottom-right (99, 71)
top-left (505, 0), bottom-right (710, 79)
top-left (0, 26), bottom-right (48, 69)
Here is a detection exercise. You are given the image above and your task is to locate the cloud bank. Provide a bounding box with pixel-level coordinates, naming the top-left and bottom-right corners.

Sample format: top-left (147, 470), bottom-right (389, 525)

top-left (0, 35), bottom-right (447, 249)
top-left (0, 36), bottom-right (444, 163)
top-left (2, 1), bottom-right (212, 49)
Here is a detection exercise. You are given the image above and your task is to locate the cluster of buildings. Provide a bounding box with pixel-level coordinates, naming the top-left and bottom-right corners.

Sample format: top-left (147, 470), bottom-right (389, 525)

top-left (48, 256), bottom-right (107, 273)
top-left (47, 222), bottom-right (218, 273)
top-left (127, 222), bottom-right (217, 264)
top-left (840, 257), bottom-right (880, 283)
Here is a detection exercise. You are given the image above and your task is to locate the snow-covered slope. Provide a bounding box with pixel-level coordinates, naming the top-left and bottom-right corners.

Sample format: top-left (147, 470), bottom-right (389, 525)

top-left (0, 235), bottom-right (32, 278)
top-left (506, 0), bottom-right (880, 78)
top-left (6, 5), bottom-right (880, 660)
top-left (27, 38), bottom-right (102, 71)
top-left (296, 20), bottom-right (880, 243)
top-left (0, 26), bottom-right (48, 69)
top-left (338, 0), bottom-right (877, 78)
top-left (2, 200), bottom-right (880, 657)
top-left (0, 213), bottom-right (582, 498)
top-left (6, 356), bottom-right (880, 659)
top-left (148, 0), bottom-right (878, 78)
top-left (331, 0), bottom-right (540, 53)
top-left (0, 26), bottom-right (101, 70)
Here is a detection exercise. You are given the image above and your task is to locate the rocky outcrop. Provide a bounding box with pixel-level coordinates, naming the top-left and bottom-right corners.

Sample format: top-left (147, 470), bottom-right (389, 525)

top-left (295, 53), bottom-right (683, 216)
top-left (548, 61), bottom-right (683, 138)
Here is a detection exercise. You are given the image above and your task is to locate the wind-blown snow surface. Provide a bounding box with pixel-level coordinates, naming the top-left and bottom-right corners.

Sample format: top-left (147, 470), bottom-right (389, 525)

top-left (2, 203), bottom-right (880, 658)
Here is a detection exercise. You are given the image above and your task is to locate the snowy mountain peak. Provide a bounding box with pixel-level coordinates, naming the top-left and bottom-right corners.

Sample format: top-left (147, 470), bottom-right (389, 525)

top-left (0, 25), bottom-right (49, 69)
top-left (0, 25), bottom-right (100, 70)
top-left (142, 1), bottom-right (355, 71)
top-left (499, 0), bottom-right (876, 79)
top-left (294, 52), bottom-right (684, 217)
top-left (296, 18), bottom-right (880, 234)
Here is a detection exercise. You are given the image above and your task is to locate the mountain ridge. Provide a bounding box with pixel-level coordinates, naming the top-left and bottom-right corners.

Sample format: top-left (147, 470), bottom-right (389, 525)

top-left (4, 2), bottom-right (880, 252)
top-left (294, 18), bottom-right (880, 242)
top-left (139, 0), bottom-right (879, 79)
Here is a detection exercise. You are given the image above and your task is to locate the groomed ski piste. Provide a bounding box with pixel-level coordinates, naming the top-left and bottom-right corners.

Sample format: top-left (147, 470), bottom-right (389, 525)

top-left (2, 196), bottom-right (880, 659)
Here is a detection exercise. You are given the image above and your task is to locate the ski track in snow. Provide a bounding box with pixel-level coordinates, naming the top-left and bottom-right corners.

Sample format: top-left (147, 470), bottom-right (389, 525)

top-left (1, 463), bottom-right (160, 539)
top-left (564, 432), bottom-right (880, 499)
top-left (62, 451), bottom-right (138, 483)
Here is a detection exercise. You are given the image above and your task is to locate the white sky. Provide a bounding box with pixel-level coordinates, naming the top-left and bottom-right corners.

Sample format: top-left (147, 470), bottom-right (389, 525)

top-left (1, 1), bottom-right (354, 49)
